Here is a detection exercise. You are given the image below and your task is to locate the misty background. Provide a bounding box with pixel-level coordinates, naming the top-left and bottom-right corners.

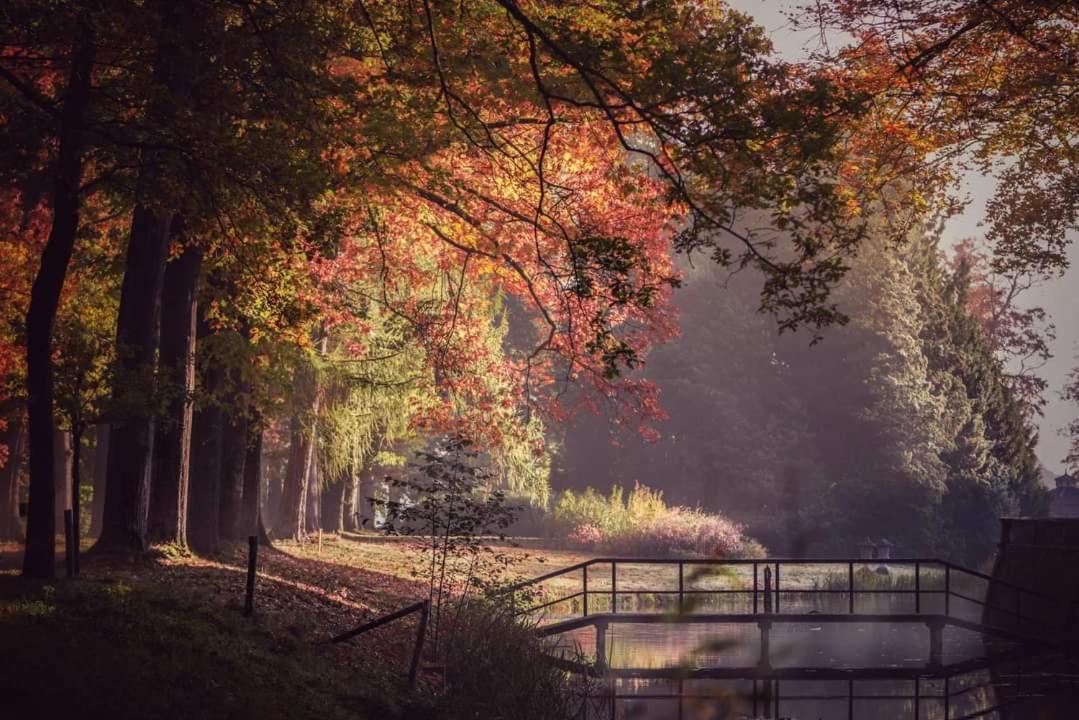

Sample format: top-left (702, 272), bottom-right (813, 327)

top-left (728, 0), bottom-right (1078, 475)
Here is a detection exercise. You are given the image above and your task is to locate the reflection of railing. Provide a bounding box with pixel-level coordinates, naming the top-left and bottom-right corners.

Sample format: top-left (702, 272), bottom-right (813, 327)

top-left (506, 558), bottom-right (1068, 640)
top-left (585, 653), bottom-right (1067, 720)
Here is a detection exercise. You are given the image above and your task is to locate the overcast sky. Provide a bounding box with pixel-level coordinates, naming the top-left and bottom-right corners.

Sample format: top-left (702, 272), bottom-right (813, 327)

top-left (729, 1), bottom-right (1078, 473)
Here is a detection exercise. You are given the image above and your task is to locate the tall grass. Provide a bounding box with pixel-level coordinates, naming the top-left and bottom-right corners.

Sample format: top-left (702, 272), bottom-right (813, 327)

top-left (552, 483), bottom-right (764, 558)
top-left (405, 599), bottom-right (598, 720)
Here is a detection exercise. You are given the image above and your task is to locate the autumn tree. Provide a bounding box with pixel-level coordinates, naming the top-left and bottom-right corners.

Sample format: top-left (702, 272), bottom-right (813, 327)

top-left (806, 0), bottom-right (1078, 277)
top-left (949, 238), bottom-right (1055, 417)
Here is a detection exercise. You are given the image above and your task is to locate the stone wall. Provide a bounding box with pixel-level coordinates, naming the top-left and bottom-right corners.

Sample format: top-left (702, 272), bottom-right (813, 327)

top-left (985, 518), bottom-right (1079, 646)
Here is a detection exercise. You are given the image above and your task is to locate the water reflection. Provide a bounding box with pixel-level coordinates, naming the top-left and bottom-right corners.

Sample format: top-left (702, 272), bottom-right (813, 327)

top-left (519, 560), bottom-right (1077, 718)
top-left (550, 620), bottom-right (1078, 718)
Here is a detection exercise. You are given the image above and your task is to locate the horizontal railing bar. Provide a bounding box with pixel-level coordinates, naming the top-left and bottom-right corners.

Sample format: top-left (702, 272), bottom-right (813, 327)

top-left (608, 693), bottom-right (946, 702)
top-left (516, 557), bottom-right (1059, 600)
top-left (585, 588), bottom-right (945, 594)
top-left (520, 591), bottom-right (585, 614)
top-left (330, 600), bottom-right (427, 644)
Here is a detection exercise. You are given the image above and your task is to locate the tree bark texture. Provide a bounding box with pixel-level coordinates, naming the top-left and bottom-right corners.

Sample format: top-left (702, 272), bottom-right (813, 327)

top-left (276, 415), bottom-right (315, 542)
top-left (100, 0), bottom-right (207, 551)
top-left (217, 413), bottom-right (248, 541)
top-left (305, 450), bottom-right (321, 535)
top-left (237, 427), bottom-right (262, 539)
top-left (98, 207), bottom-right (171, 550)
top-left (321, 474), bottom-right (345, 534)
top-left (22, 22), bottom-right (95, 578)
top-left (187, 314), bottom-right (223, 554)
top-left (147, 243), bottom-right (200, 545)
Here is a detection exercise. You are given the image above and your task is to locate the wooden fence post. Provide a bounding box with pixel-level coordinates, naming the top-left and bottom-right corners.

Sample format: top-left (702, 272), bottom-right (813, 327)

top-left (244, 535), bottom-right (258, 617)
top-left (408, 601), bottom-right (430, 688)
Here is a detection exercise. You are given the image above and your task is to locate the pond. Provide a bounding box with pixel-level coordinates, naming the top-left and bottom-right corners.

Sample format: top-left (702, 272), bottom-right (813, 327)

top-left (517, 560), bottom-right (1079, 719)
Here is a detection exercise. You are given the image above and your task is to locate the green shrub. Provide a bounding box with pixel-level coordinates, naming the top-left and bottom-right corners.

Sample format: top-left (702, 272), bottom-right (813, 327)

top-left (406, 600), bottom-right (594, 720)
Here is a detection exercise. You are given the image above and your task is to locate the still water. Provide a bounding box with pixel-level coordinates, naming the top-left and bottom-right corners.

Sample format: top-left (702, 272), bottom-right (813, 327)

top-left (542, 595), bottom-right (1079, 719)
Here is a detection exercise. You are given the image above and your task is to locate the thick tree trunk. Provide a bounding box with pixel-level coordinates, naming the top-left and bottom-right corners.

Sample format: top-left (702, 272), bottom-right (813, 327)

top-left (22, 23), bottom-right (95, 578)
top-left (0, 412), bottom-right (26, 541)
top-left (321, 474), bottom-right (346, 534)
top-left (274, 337), bottom-right (324, 542)
top-left (53, 429), bottom-right (72, 530)
top-left (147, 243), bottom-right (200, 545)
top-left (100, 0), bottom-right (206, 552)
top-left (276, 415), bottom-right (314, 542)
top-left (305, 450), bottom-right (321, 535)
top-left (342, 469), bottom-right (359, 532)
top-left (98, 208), bottom-right (172, 551)
top-left (188, 402), bottom-right (222, 553)
top-left (264, 447), bottom-right (283, 530)
top-left (217, 414), bottom-right (248, 542)
top-left (187, 314), bottom-right (223, 554)
top-left (89, 424), bottom-right (108, 538)
top-left (237, 427), bottom-right (262, 539)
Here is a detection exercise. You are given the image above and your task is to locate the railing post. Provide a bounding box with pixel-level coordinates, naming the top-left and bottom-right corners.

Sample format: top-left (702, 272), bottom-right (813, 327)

top-left (763, 566), bottom-right (773, 614)
top-left (848, 561), bottom-right (854, 614)
top-left (775, 562), bottom-right (780, 614)
top-left (915, 561), bottom-right (921, 614)
top-left (611, 561), bottom-right (617, 614)
top-left (408, 601), bottom-right (430, 688)
top-left (595, 618), bottom-right (608, 673)
top-left (753, 562), bottom-right (759, 614)
top-left (678, 561), bottom-right (684, 614)
top-left (583, 565), bottom-right (589, 617)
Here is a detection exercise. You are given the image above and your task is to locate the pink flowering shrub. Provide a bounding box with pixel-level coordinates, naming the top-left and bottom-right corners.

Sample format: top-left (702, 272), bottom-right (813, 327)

top-left (566, 522), bottom-right (604, 549)
top-left (554, 484), bottom-right (764, 558)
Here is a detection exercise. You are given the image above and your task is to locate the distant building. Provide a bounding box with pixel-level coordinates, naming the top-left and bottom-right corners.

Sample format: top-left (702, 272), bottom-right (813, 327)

top-left (1049, 474), bottom-right (1079, 518)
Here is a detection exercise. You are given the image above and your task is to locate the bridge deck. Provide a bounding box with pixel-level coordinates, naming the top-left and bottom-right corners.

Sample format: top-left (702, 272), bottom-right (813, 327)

top-left (535, 611), bottom-right (1052, 647)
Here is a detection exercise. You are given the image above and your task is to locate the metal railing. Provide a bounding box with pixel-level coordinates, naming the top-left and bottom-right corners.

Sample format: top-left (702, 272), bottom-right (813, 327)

top-left (506, 557), bottom-right (1068, 639)
top-left (330, 599), bottom-right (430, 686)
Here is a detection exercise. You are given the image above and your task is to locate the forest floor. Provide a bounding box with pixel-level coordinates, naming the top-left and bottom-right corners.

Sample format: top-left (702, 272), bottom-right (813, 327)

top-left (0, 533), bottom-right (593, 719)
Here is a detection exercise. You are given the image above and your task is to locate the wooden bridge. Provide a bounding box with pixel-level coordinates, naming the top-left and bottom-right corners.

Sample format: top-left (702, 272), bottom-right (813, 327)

top-left (505, 557), bottom-right (1070, 663)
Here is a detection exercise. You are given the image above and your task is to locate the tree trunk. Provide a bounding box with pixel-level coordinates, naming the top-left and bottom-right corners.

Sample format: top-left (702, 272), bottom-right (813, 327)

top-left (273, 337), bottom-right (324, 542)
top-left (237, 427), bottom-right (262, 539)
top-left (0, 411), bottom-right (26, 541)
top-left (22, 21), bottom-right (95, 578)
top-left (342, 467), bottom-right (358, 532)
top-left (147, 243), bottom-right (200, 545)
top-left (99, 0), bottom-right (205, 552)
top-left (89, 423), bottom-right (108, 538)
top-left (218, 413), bottom-right (248, 542)
top-left (264, 444), bottom-right (283, 530)
top-left (187, 315), bottom-right (223, 554)
top-left (53, 429), bottom-right (72, 531)
top-left (321, 474), bottom-right (346, 534)
top-left (98, 207), bottom-right (172, 551)
top-left (305, 449), bottom-right (321, 535)
top-left (276, 416), bottom-right (313, 542)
